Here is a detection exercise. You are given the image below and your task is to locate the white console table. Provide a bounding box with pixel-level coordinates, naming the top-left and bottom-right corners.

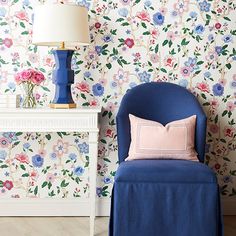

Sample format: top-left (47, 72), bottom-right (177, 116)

top-left (0, 107), bottom-right (101, 236)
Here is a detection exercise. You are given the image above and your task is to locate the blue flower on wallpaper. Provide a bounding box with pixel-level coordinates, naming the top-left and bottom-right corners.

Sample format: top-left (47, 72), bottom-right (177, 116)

top-left (84, 71), bottom-right (91, 78)
top-left (78, 142), bottom-right (89, 154)
top-left (184, 57), bottom-right (199, 72)
top-left (208, 34), bottom-right (214, 41)
top-left (32, 155), bottom-right (44, 168)
top-left (223, 35), bottom-right (232, 43)
top-left (138, 71), bottom-right (151, 83)
top-left (194, 24), bottom-right (205, 34)
top-left (144, 0), bottom-right (152, 7)
top-left (22, 0), bottom-right (29, 6)
top-left (96, 187), bottom-right (102, 197)
top-left (118, 8), bottom-right (128, 17)
top-left (95, 46), bottom-right (103, 55)
top-left (153, 12), bottom-right (164, 26)
top-left (0, 7), bottom-right (6, 17)
top-left (189, 11), bottom-right (197, 18)
top-left (178, 79), bottom-right (188, 88)
top-left (199, 1), bottom-right (211, 12)
top-left (230, 81), bottom-right (236, 89)
top-left (212, 83), bottom-right (224, 96)
top-left (69, 153), bottom-right (77, 161)
top-left (77, 0), bottom-right (90, 9)
top-left (23, 143), bottom-right (31, 149)
top-left (7, 82), bottom-right (16, 90)
top-left (103, 34), bottom-right (112, 43)
top-left (92, 83), bottom-right (104, 96)
top-left (74, 166), bottom-right (85, 176)
top-left (215, 46), bottom-right (222, 55)
top-left (110, 81), bottom-right (118, 89)
top-left (50, 152), bottom-right (57, 160)
top-left (204, 71), bottom-right (211, 78)
top-left (3, 132), bottom-right (18, 143)
top-left (0, 150), bottom-right (7, 160)
top-left (103, 177), bottom-right (113, 184)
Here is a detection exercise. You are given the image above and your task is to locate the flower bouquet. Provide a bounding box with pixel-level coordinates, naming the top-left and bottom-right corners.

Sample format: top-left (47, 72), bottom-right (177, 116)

top-left (15, 69), bottom-right (45, 108)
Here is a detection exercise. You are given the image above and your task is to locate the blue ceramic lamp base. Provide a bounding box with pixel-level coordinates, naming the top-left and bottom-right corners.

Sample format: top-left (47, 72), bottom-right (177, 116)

top-left (50, 49), bottom-right (76, 109)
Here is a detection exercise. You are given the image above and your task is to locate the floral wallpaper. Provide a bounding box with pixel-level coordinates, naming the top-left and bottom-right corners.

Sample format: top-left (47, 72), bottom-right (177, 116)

top-left (0, 0), bottom-right (235, 200)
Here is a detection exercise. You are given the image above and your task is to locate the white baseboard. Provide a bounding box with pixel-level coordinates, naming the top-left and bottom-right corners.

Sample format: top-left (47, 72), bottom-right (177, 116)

top-left (0, 198), bottom-right (111, 216)
top-left (0, 198), bottom-right (235, 216)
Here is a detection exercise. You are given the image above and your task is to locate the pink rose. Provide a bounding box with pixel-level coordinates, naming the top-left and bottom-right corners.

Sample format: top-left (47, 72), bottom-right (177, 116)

top-left (15, 153), bottom-right (29, 164)
top-left (3, 38), bottom-right (13, 48)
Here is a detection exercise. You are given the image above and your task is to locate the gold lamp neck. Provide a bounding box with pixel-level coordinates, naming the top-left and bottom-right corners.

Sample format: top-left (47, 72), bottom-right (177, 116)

top-left (59, 42), bottom-right (65, 50)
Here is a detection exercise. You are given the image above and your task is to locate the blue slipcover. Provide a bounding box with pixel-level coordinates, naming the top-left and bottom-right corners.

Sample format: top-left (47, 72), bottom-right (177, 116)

top-left (109, 82), bottom-right (223, 236)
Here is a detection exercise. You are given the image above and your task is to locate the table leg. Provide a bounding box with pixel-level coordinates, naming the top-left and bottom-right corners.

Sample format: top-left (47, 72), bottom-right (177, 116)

top-left (89, 132), bottom-right (98, 236)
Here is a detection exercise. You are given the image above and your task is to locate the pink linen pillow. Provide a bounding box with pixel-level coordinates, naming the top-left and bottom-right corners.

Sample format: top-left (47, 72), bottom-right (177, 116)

top-left (126, 114), bottom-right (198, 161)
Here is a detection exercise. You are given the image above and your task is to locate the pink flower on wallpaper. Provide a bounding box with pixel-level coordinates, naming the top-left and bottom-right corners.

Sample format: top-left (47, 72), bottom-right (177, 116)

top-left (15, 10), bottom-right (29, 21)
top-left (210, 98), bottom-right (219, 109)
top-left (105, 128), bottom-right (115, 138)
top-left (0, 137), bottom-right (9, 148)
top-left (28, 53), bottom-right (39, 63)
top-left (197, 82), bottom-right (210, 93)
top-left (174, 0), bottom-right (189, 15)
top-left (224, 126), bottom-right (235, 138)
top-left (151, 29), bottom-right (160, 39)
top-left (44, 56), bottom-right (54, 67)
top-left (38, 149), bottom-right (46, 157)
top-left (124, 38), bottom-right (134, 48)
top-left (89, 99), bottom-right (98, 107)
top-left (113, 69), bottom-right (129, 85)
top-left (206, 50), bottom-right (218, 62)
top-left (3, 180), bottom-right (13, 190)
top-left (150, 54), bottom-right (159, 63)
top-left (15, 153), bottom-right (29, 164)
top-left (106, 102), bottom-right (116, 112)
top-left (164, 56), bottom-right (176, 68)
top-left (167, 31), bottom-right (176, 41)
top-left (215, 23), bottom-right (222, 29)
top-left (2, 38), bottom-right (13, 48)
top-left (75, 81), bottom-right (90, 93)
top-left (95, 22), bottom-right (101, 29)
top-left (226, 101), bottom-right (235, 111)
top-left (46, 173), bottom-right (55, 183)
top-left (209, 124), bottom-right (219, 134)
top-left (136, 10), bottom-right (150, 22)
top-left (30, 170), bottom-right (39, 181)
top-left (180, 66), bottom-right (191, 77)
top-left (53, 140), bottom-right (69, 158)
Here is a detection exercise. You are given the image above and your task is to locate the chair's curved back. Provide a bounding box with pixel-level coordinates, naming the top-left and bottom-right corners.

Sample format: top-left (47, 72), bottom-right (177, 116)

top-left (116, 82), bottom-right (207, 163)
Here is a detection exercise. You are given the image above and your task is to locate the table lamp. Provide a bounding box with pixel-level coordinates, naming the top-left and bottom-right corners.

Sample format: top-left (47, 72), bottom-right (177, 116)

top-left (32, 4), bottom-right (90, 108)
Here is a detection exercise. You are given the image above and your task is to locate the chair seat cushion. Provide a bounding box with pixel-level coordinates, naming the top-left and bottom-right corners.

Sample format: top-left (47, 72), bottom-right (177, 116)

top-left (115, 159), bottom-right (216, 183)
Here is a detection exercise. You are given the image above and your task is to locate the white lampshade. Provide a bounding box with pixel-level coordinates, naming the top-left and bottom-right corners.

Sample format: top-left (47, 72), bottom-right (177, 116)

top-left (32, 4), bottom-right (90, 48)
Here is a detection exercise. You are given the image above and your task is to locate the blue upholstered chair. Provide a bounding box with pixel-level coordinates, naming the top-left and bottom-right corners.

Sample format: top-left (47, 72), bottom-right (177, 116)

top-left (109, 82), bottom-right (223, 236)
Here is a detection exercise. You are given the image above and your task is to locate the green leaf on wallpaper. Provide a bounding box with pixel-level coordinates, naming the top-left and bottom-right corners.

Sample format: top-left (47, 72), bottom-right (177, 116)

top-left (101, 139), bottom-right (107, 144)
top-left (42, 181), bottom-right (48, 188)
top-left (160, 68), bottom-right (167, 73)
top-left (61, 180), bottom-right (69, 188)
top-left (0, 164), bottom-right (8, 168)
top-left (222, 110), bottom-right (228, 117)
top-left (16, 132), bottom-right (23, 136)
top-left (206, 14), bottom-right (211, 20)
top-left (226, 63), bottom-right (231, 69)
top-left (45, 134), bottom-right (51, 140)
top-left (223, 16), bottom-right (231, 21)
top-left (13, 141), bottom-right (20, 146)
top-left (21, 31), bottom-right (29, 35)
top-left (106, 63), bottom-right (112, 69)
top-left (201, 93), bottom-right (206, 99)
top-left (203, 102), bottom-right (210, 106)
top-left (34, 186), bottom-right (38, 195)
top-left (76, 60), bottom-right (83, 65)
top-left (81, 93), bottom-right (86, 100)
top-left (0, 22), bottom-right (7, 26)
top-left (20, 22), bottom-right (25, 28)
top-left (181, 38), bottom-right (190, 46)
top-left (20, 164), bottom-right (26, 171)
top-left (220, 138), bottom-right (226, 143)
top-left (121, 22), bottom-right (129, 26)
top-left (135, 0), bottom-right (141, 3)
top-left (41, 86), bottom-right (50, 92)
top-left (223, 157), bottom-right (231, 162)
top-left (48, 182), bottom-right (52, 189)
top-left (82, 102), bottom-right (90, 106)
top-left (0, 180), bottom-right (3, 187)
top-left (228, 111), bottom-right (232, 118)
top-left (155, 44), bottom-right (159, 53)
top-left (22, 173), bottom-right (29, 177)
top-left (103, 158), bottom-right (111, 163)
top-left (141, 22), bottom-right (147, 28)
top-left (215, 115), bottom-right (218, 123)
top-left (230, 170), bottom-right (236, 176)
top-left (116, 18), bottom-right (124, 22)
top-left (102, 110), bottom-right (108, 117)
top-left (143, 31), bottom-right (150, 35)
top-left (103, 16), bottom-right (111, 21)
top-left (57, 132), bottom-right (63, 138)
top-left (197, 61), bottom-right (204, 65)
top-left (162, 40), bottom-right (168, 46)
